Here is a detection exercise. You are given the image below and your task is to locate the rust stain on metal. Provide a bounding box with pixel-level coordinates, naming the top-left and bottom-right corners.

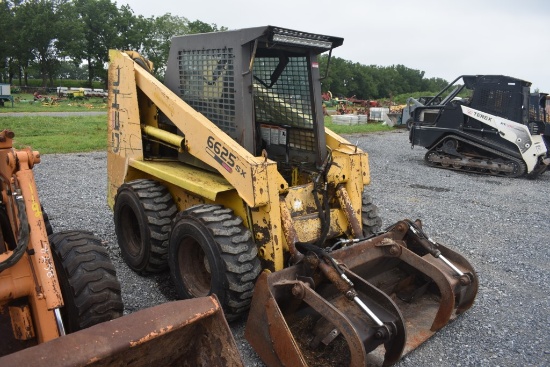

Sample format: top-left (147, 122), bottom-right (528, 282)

top-left (279, 199), bottom-right (303, 263)
top-left (335, 184), bottom-right (361, 237)
top-left (252, 223), bottom-right (271, 247)
top-left (129, 324), bottom-right (175, 347)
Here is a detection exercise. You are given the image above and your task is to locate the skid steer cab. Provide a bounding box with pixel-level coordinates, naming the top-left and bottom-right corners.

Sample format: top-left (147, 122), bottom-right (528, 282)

top-left (107, 25), bottom-right (478, 366)
top-left (409, 75), bottom-right (550, 177)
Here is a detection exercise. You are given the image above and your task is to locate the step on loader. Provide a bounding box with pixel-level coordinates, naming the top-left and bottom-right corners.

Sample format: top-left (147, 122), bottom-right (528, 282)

top-left (107, 26), bottom-right (478, 366)
top-left (0, 129), bottom-right (243, 366)
top-left (409, 75), bottom-right (550, 177)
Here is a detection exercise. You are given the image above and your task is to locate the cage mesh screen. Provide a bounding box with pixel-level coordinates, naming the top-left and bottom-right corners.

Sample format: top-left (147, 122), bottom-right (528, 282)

top-left (253, 56), bottom-right (315, 151)
top-left (177, 48), bottom-right (236, 134)
top-left (474, 88), bottom-right (521, 121)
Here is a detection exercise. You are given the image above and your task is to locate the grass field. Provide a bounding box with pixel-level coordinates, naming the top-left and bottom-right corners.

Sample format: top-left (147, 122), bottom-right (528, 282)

top-left (0, 115), bottom-right (107, 154)
top-left (0, 112), bottom-right (394, 154)
top-left (325, 118), bottom-right (394, 134)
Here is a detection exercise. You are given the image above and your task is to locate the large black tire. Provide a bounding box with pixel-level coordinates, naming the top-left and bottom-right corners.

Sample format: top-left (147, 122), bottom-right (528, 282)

top-left (49, 230), bottom-right (123, 333)
top-left (114, 179), bottom-right (177, 274)
top-left (0, 204), bottom-right (16, 249)
top-left (168, 204), bottom-right (261, 321)
top-left (361, 190), bottom-right (382, 237)
top-left (41, 205), bottom-right (53, 236)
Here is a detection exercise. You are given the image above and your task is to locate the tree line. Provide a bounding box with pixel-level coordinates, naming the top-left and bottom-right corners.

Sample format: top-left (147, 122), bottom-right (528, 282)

top-left (319, 56), bottom-right (449, 100)
top-left (0, 0), bottom-right (224, 88)
top-left (0, 0), bottom-right (448, 99)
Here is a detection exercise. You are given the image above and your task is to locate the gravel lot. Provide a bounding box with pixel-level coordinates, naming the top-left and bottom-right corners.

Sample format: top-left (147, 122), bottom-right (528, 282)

top-left (34, 129), bottom-right (549, 367)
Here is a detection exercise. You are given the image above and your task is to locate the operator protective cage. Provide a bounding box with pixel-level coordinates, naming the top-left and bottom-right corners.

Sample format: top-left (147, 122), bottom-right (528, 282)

top-left (164, 26), bottom-right (344, 171)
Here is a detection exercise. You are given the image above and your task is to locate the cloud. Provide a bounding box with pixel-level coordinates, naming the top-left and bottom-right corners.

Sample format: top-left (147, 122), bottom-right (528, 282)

top-left (121, 0), bottom-right (550, 91)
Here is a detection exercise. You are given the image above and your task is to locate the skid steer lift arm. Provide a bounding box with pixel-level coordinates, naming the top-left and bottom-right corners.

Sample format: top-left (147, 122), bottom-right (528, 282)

top-left (108, 50), bottom-right (285, 209)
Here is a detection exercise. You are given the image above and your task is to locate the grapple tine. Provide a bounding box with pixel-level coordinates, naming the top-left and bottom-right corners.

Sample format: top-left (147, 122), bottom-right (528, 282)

top-left (281, 279), bottom-right (371, 367)
top-left (437, 243), bottom-right (479, 313)
top-left (394, 245), bottom-right (456, 331)
top-left (343, 269), bottom-right (406, 366)
top-left (246, 220), bottom-right (478, 366)
top-left (246, 264), bottom-right (408, 366)
top-left (245, 272), bottom-right (307, 367)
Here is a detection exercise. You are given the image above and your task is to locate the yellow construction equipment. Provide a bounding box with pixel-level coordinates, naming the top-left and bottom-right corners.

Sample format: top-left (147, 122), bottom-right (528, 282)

top-left (107, 26), bottom-right (478, 366)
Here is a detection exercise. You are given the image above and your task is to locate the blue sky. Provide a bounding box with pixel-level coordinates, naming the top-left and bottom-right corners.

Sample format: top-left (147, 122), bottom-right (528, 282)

top-left (120, 0), bottom-right (550, 92)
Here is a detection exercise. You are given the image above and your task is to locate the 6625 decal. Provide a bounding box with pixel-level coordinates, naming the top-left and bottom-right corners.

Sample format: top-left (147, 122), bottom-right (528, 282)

top-left (206, 136), bottom-right (237, 173)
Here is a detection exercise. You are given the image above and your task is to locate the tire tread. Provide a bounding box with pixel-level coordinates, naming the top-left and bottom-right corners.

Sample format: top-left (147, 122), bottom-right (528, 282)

top-left (49, 230), bottom-right (123, 331)
top-left (173, 204), bottom-right (261, 321)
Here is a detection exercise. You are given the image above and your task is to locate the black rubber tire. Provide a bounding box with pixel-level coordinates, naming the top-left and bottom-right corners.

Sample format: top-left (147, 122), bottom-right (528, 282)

top-left (133, 56), bottom-right (152, 73)
top-left (168, 204), bottom-right (261, 321)
top-left (114, 179), bottom-right (177, 274)
top-left (49, 230), bottom-right (123, 333)
top-left (41, 205), bottom-right (53, 236)
top-left (361, 190), bottom-right (382, 237)
top-left (0, 204), bottom-right (16, 249)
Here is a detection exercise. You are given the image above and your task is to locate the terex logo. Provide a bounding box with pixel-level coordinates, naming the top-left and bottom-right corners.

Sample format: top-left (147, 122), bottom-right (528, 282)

top-left (473, 111), bottom-right (493, 123)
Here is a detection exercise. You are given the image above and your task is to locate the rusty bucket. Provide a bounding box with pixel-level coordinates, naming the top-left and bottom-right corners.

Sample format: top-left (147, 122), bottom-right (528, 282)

top-left (0, 296), bottom-right (244, 367)
top-left (245, 219), bottom-right (478, 367)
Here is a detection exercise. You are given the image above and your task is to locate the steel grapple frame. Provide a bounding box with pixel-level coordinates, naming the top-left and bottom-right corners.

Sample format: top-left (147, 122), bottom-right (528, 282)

top-left (246, 220), bottom-right (478, 366)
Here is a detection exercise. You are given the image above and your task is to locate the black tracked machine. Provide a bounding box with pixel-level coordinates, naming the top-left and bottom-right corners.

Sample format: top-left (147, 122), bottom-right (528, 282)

top-left (409, 75), bottom-right (550, 178)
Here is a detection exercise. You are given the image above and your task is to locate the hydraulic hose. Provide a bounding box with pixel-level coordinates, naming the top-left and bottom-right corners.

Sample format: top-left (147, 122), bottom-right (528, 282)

top-left (0, 195), bottom-right (30, 272)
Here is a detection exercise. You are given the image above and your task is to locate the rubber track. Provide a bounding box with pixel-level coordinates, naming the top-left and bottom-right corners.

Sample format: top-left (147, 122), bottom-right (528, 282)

top-left (425, 134), bottom-right (527, 178)
top-left (178, 204), bottom-right (261, 321)
top-left (49, 230), bottom-right (123, 330)
top-left (123, 179), bottom-right (177, 273)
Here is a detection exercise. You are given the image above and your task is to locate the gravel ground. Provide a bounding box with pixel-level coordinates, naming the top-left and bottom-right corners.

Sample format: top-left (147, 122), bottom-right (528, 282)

top-left (33, 129), bottom-right (549, 367)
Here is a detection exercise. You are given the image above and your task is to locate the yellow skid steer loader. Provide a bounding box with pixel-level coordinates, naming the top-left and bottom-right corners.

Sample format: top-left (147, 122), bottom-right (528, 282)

top-left (107, 26), bottom-right (478, 366)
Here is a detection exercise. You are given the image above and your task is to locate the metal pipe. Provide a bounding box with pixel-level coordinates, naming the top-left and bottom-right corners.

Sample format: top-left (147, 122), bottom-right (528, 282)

top-left (54, 308), bottom-right (66, 336)
top-left (141, 125), bottom-right (185, 151)
top-left (352, 296), bottom-right (384, 326)
top-left (439, 255), bottom-right (464, 276)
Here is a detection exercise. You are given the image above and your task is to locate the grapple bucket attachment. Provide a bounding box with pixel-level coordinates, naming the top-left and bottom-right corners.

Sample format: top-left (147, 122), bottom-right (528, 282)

top-left (0, 296), bottom-right (244, 367)
top-left (245, 220), bottom-right (478, 367)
